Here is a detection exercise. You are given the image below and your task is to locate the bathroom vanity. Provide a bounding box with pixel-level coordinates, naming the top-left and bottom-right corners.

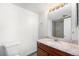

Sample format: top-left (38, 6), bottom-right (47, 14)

top-left (37, 38), bottom-right (79, 56)
top-left (37, 42), bottom-right (72, 56)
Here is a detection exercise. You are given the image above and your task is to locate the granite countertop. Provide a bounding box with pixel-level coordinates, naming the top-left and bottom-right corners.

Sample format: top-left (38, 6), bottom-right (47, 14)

top-left (37, 38), bottom-right (79, 56)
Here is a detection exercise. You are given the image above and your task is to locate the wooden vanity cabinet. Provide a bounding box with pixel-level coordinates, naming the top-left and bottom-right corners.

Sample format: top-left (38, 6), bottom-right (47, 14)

top-left (37, 42), bottom-right (73, 56)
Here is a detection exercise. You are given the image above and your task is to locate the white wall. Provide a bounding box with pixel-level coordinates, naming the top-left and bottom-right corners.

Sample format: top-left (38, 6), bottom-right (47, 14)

top-left (77, 4), bottom-right (79, 45)
top-left (39, 13), bottom-right (45, 38)
top-left (0, 3), bottom-right (39, 56)
top-left (71, 3), bottom-right (78, 44)
top-left (39, 12), bottom-right (48, 38)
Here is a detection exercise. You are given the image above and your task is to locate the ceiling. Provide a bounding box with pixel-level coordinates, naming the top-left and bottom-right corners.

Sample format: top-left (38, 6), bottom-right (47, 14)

top-left (13, 3), bottom-right (71, 21)
top-left (13, 3), bottom-right (57, 14)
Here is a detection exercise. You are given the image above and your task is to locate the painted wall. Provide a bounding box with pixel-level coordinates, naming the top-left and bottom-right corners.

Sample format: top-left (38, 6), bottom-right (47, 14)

top-left (77, 4), bottom-right (79, 45)
top-left (0, 3), bottom-right (39, 56)
top-left (71, 3), bottom-right (78, 44)
top-left (39, 12), bottom-right (48, 38)
top-left (39, 13), bottom-right (45, 38)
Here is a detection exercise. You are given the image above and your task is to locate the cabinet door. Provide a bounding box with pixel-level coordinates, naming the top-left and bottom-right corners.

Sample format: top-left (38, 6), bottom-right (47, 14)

top-left (37, 48), bottom-right (48, 56)
top-left (37, 42), bottom-right (72, 56)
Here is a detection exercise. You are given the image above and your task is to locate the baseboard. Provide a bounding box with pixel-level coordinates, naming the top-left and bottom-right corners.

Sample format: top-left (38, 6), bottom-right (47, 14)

top-left (27, 51), bottom-right (37, 56)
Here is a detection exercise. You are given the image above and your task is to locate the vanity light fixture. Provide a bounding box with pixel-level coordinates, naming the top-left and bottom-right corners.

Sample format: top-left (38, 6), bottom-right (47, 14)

top-left (48, 3), bottom-right (65, 12)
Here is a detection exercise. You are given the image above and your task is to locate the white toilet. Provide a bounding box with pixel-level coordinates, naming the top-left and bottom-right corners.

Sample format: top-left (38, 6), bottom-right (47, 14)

top-left (0, 45), bottom-right (7, 56)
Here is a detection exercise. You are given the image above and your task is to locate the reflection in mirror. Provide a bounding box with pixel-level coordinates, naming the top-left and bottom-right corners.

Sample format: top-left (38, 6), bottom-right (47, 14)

top-left (52, 16), bottom-right (71, 39)
top-left (52, 20), bottom-right (64, 38)
top-left (64, 17), bottom-right (71, 40)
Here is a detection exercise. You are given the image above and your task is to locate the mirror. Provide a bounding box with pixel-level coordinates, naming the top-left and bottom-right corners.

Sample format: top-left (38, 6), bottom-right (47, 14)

top-left (50, 4), bottom-right (72, 40)
top-left (52, 16), bottom-right (71, 39)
